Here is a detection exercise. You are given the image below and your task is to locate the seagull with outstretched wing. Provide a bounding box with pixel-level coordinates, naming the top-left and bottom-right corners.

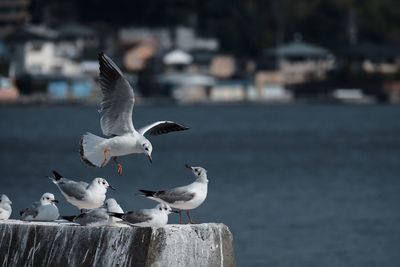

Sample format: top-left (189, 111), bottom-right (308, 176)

top-left (80, 52), bottom-right (189, 174)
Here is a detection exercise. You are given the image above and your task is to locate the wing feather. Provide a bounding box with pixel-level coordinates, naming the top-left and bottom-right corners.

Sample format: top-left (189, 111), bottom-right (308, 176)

top-left (123, 211), bottom-right (153, 224)
top-left (138, 121), bottom-right (189, 136)
top-left (155, 188), bottom-right (195, 203)
top-left (98, 52), bottom-right (135, 136)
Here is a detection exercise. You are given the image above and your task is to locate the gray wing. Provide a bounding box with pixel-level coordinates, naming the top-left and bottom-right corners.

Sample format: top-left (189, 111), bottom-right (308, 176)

top-left (138, 121), bottom-right (189, 136)
top-left (57, 178), bottom-right (88, 200)
top-left (155, 188), bottom-right (195, 204)
top-left (74, 208), bottom-right (109, 225)
top-left (20, 202), bottom-right (40, 219)
top-left (123, 211), bottom-right (153, 224)
top-left (98, 52), bottom-right (135, 136)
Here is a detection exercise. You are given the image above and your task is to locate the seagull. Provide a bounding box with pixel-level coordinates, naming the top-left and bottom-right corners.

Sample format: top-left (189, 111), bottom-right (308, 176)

top-left (79, 52), bottom-right (189, 175)
top-left (62, 198), bottom-right (124, 226)
top-left (0, 194), bottom-right (12, 220)
top-left (104, 198), bottom-right (124, 223)
top-left (20, 193), bottom-right (59, 221)
top-left (109, 203), bottom-right (176, 227)
top-left (69, 208), bottom-right (110, 226)
top-left (138, 164), bottom-right (208, 224)
top-left (49, 170), bottom-right (114, 211)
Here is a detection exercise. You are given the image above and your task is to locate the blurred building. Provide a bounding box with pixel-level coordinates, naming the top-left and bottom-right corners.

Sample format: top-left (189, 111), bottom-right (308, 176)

top-left (4, 24), bottom-right (101, 99)
top-left (267, 38), bottom-right (335, 84)
top-left (0, 75), bottom-right (19, 102)
top-left (0, 0), bottom-right (30, 36)
top-left (340, 42), bottom-right (400, 74)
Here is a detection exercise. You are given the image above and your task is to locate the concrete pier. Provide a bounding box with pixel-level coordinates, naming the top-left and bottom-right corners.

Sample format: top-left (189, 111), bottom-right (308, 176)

top-left (0, 220), bottom-right (235, 267)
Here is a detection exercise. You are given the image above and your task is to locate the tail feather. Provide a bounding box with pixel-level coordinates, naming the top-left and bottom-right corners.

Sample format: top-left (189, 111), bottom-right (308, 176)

top-left (62, 215), bottom-right (76, 222)
top-left (80, 132), bottom-right (110, 168)
top-left (138, 190), bottom-right (157, 197)
top-left (108, 212), bottom-right (124, 219)
top-left (52, 170), bottom-right (63, 181)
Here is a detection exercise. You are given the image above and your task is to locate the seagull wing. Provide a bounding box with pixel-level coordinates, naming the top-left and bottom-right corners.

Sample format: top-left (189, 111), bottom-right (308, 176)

top-left (20, 202), bottom-right (40, 219)
top-left (74, 208), bottom-right (108, 225)
top-left (155, 188), bottom-right (195, 204)
top-left (98, 52), bottom-right (135, 136)
top-left (123, 211), bottom-right (153, 224)
top-left (138, 121), bottom-right (189, 136)
top-left (57, 178), bottom-right (88, 201)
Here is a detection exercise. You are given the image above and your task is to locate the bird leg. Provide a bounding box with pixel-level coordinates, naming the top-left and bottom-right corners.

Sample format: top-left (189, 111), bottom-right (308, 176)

top-left (113, 157), bottom-right (123, 175)
top-left (186, 210), bottom-right (195, 224)
top-left (179, 211), bottom-right (183, 224)
top-left (100, 148), bottom-right (111, 168)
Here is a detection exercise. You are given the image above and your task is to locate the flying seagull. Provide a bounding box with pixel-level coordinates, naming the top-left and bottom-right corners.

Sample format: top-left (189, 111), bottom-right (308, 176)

top-left (49, 170), bottom-right (114, 211)
top-left (138, 164), bottom-right (208, 224)
top-left (110, 203), bottom-right (176, 227)
top-left (0, 194), bottom-right (12, 220)
top-left (20, 193), bottom-right (59, 221)
top-left (80, 52), bottom-right (189, 175)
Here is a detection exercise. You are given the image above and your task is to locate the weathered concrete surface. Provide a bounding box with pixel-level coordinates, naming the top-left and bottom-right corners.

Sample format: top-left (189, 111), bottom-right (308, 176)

top-left (0, 220), bottom-right (235, 267)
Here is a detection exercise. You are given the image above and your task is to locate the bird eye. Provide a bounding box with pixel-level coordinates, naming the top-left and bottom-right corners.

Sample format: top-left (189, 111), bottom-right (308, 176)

top-left (164, 207), bottom-right (167, 210)
top-left (46, 197), bottom-right (50, 200)
top-left (102, 181), bottom-right (106, 185)
top-left (159, 207), bottom-right (162, 211)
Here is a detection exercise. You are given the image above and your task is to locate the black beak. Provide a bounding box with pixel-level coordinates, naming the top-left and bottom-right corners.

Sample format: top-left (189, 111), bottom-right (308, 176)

top-left (109, 185), bottom-right (116, 190)
top-left (185, 164), bottom-right (192, 169)
top-left (53, 199), bottom-right (59, 203)
top-left (148, 155), bottom-right (153, 163)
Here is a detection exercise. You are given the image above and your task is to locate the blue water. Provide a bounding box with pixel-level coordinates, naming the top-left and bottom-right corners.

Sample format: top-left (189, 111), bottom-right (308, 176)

top-left (1, 104), bottom-right (400, 266)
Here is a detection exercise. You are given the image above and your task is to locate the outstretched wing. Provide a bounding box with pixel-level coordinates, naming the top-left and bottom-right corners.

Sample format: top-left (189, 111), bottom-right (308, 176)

top-left (138, 121), bottom-right (189, 136)
top-left (98, 52), bottom-right (135, 136)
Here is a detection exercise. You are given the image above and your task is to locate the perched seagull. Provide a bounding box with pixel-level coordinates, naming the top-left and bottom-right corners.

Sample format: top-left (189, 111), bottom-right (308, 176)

top-left (110, 203), bottom-right (175, 227)
top-left (20, 193), bottom-right (59, 221)
top-left (0, 194), bottom-right (12, 220)
top-left (62, 199), bottom-right (124, 226)
top-left (49, 170), bottom-right (114, 211)
top-left (79, 52), bottom-right (189, 175)
top-left (138, 164), bottom-right (208, 224)
top-left (104, 198), bottom-right (124, 223)
top-left (69, 208), bottom-right (110, 226)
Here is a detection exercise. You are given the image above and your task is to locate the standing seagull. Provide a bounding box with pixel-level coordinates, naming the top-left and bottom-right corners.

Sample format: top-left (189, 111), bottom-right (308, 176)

top-left (138, 164), bottom-right (208, 224)
top-left (0, 194), bottom-right (12, 220)
top-left (80, 52), bottom-right (189, 175)
top-left (49, 170), bottom-right (114, 211)
top-left (20, 193), bottom-right (59, 221)
top-left (110, 203), bottom-right (175, 227)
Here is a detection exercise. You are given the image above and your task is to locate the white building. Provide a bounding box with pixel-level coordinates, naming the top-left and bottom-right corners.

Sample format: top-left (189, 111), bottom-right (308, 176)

top-left (24, 41), bottom-right (81, 76)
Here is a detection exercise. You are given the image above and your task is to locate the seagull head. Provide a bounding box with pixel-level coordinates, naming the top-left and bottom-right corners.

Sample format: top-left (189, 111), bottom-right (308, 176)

top-left (94, 178), bottom-right (115, 191)
top-left (156, 203), bottom-right (174, 215)
top-left (186, 164), bottom-right (208, 181)
top-left (41, 193), bottom-right (58, 205)
top-left (0, 194), bottom-right (12, 205)
top-left (140, 138), bottom-right (153, 163)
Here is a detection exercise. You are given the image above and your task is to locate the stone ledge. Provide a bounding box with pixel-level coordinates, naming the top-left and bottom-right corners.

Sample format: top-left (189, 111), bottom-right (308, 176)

top-left (0, 220), bottom-right (236, 267)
